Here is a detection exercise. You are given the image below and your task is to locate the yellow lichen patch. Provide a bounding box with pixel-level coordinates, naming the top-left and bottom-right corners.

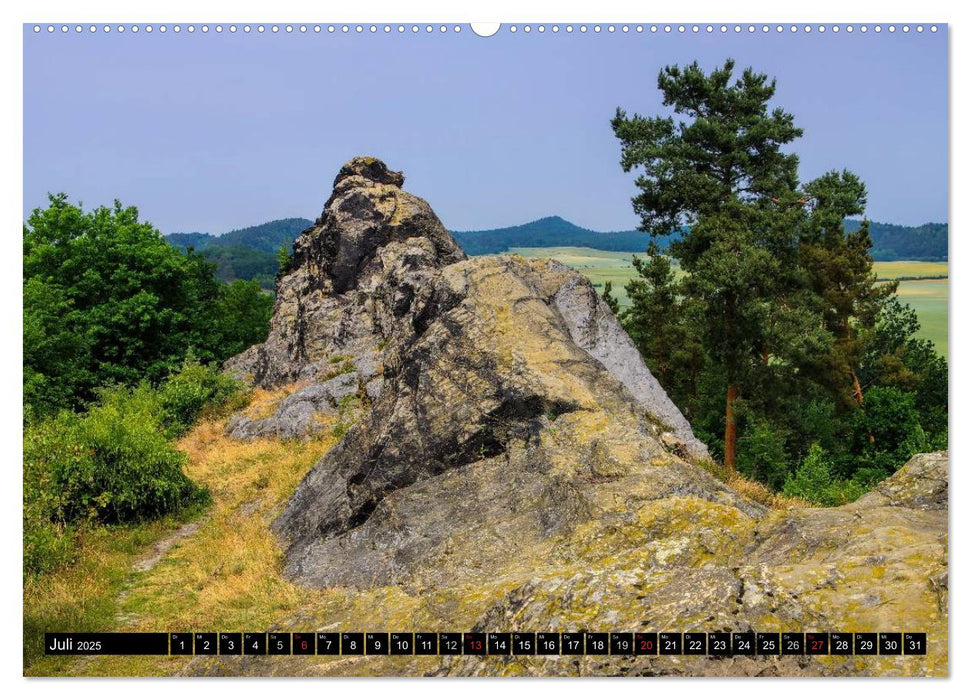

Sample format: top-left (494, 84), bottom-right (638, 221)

top-left (537, 410), bottom-right (651, 478)
top-left (367, 183), bottom-right (403, 222)
top-left (559, 496), bottom-right (754, 569)
top-left (463, 262), bottom-right (600, 410)
top-left (635, 497), bottom-right (756, 562)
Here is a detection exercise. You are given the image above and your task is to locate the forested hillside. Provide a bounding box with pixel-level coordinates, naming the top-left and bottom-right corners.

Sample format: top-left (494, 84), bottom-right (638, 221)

top-left (166, 218), bottom-right (312, 288)
top-left (454, 216), bottom-right (947, 259)
top-left (166, 215), bottom-right (946, 286)
top-left (846, 220), bottom-right (948, 261)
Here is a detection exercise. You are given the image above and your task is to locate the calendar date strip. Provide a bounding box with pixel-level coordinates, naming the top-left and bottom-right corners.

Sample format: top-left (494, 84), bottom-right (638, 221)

top-left (46, 631), bottom-right (927, 656)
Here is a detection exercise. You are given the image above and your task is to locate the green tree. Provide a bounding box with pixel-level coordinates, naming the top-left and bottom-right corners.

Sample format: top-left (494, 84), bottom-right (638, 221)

top-left (211, 279), bottom-right (275, 358)
top-left (23, 277), bottom-right (94, 419)
top-left (601, 281), bottom-right (620, 314)
top-left (621, 241), bottom-right (705, 410)
top-left (847, 386), bottom-right (931, 481)
top-left (783, 443), bottom-right (865, 507)
top-left (859, 297), bottom-right (948, 440)
top-left (23, 194), bottom-right (266, 415)
top-left (612, 60), bottom-right (804, 470)
top-left (623, 242), bottom-right (679, 384)
top-left (737, 417), bottom-right (790, 490)
top-left (799, 171), bottom-right (896, 410)
top-left (783, 442), bottom-right (832, 502)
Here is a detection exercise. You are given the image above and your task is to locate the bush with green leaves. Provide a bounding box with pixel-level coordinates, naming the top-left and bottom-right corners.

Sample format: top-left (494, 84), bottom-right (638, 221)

top-left (783, 443), bottom-right (866, 507)
top-left (23, 432), bottom-right (76, 575)
top-left (737, 419), bottom-right (790, 491)
top-left (848, 386), bottom-right (931, 480)
top-left (24, 386), bottom-right (209, 527)
top-left (22, 362), bottom-right (247, 576)
top-left (23, 195), bottom-right (271, 417)
top-left (157, 354), bottom-right (247, 438)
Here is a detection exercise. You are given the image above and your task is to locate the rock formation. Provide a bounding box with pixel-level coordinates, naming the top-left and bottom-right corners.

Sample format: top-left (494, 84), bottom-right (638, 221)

top-left (225, 156), bottom-right (466, 390)
top-left (216, 158), bottom-right (947, 677)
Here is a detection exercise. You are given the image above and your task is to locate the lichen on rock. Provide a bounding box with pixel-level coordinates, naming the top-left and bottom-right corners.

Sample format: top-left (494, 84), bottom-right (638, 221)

top-left (213, 158), bottom-right (947, 677)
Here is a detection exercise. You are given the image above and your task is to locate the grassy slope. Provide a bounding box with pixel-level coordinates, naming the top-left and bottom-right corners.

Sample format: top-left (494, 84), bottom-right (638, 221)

top-left (24, 386), bottom-right (340, 676)
top-left (508, 247), bottom-right (948, 355)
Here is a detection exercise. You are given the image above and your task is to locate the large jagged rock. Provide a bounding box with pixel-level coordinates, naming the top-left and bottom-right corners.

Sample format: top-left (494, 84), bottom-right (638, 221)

top-left (225, 156), bottom-right (467, 388)
top-left (209, 158), bottom-right (946, 677)
top-left (226, 156), bottom-right (702, 452)
top-left (273, 251), bottom-right (733, 588)
top-left (232, 157), bottom-right (714, 587)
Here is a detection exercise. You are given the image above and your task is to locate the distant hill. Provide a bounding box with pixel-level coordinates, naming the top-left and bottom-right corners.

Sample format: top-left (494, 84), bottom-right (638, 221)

top-left (452, 216), bottom-right (948, 260)
top-left (166, 215), bottom-right (947, 288)
top-left (845, 220), bottom-right (948, 262)
top-left (167, 218), bottom-right (312, 253)
top-left (166, 218), bottom-right (312, 288)
top-left (165, 231), bottom-right (215, 250)
top-left (451, 216), bottom-right (679, 255)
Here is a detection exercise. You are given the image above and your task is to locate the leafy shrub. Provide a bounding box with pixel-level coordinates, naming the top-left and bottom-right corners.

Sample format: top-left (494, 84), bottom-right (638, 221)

top-left (23, 195), bottom-right (224, 414)
top-left (24, 386), bottom-right (209, 530)
top-left (783, 443), bottom-right (832, 503)
top-left (23, 360), bottom-right (246, 575)
top-left (23, 196), bottom-right (272, 417)
top-left (23, 432), bottom-right (76, 576)
top-left (783, 443), bottom-right (866, 507)
top-left (209, 279), bottom-right (275, 358)
top-left (848, 386), bottom-right (931, 480)
top-left (157, 354), bottom-right (247, 437)
top-left (737, 420), bottom-right (790, 491)
top-left (23, 517), bottom-right (74, 577)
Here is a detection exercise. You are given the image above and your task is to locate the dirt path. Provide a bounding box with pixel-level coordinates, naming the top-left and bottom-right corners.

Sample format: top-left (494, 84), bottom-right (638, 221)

top-left (132, 521), bottom-right (203, 573)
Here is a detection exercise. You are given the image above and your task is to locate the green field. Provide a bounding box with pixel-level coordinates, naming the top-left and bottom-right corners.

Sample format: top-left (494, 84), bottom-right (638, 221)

top-left (508, 247), bottom-right (948, 355)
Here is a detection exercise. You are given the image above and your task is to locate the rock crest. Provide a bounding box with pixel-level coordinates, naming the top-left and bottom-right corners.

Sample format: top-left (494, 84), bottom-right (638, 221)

top-left (225, 155), bottom-right (467, 387)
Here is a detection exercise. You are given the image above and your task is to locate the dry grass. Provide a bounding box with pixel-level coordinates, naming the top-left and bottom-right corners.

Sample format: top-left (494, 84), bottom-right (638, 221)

top-left (700, 459), bottom-right (811, 510)
top-left (872, 261), bottom-right (948, 279)
top-left (118, 420), bottom-right (337, 633)
top-left (29, 414), bottom-right (339, 676)
top-left (236, 383), bottom-right (299, 421)
top-left (23, 515), bottom-right (189, 676)
top-left (27, 380), bottom-right (810, 676)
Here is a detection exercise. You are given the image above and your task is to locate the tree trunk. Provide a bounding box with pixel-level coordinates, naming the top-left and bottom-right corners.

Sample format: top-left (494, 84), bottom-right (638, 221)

top-left (850, 367), bottom-right (876, 444)
top-left (850, 368), bottom-right (864, 406)
top-left (724, 382), bottom-right (740, 470)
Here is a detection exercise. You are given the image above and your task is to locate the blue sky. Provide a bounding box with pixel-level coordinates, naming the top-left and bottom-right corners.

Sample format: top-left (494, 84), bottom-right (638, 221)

top-left (23, 25), bottom-right (948, 234)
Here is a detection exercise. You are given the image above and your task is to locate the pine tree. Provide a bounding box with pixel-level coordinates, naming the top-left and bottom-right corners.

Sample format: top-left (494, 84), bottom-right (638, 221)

top-left (601, 281), bottom-right (620, 314)
top-left (623, 241), bottom-right (679, 386)
top-left (612, 60), bottom-right (803, 470)
top-left (799, 171), bottom-right (896, 410)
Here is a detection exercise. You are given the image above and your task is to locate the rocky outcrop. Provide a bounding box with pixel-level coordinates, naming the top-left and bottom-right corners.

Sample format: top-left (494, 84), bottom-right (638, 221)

top-left (225, 156), bottom-right (467, 388)
top-left (272, 250), bottom-right (736, 588)
top-left (186, 450), bottom-right (947, 678)
top-left (228, 157), bottom-right (714, 588)
top-left (434, 449), bottom-right (948, 676)
top-left (225, 371), bottom-right (360, 440)
top-left (212, 158), bottom-right (947, 677)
